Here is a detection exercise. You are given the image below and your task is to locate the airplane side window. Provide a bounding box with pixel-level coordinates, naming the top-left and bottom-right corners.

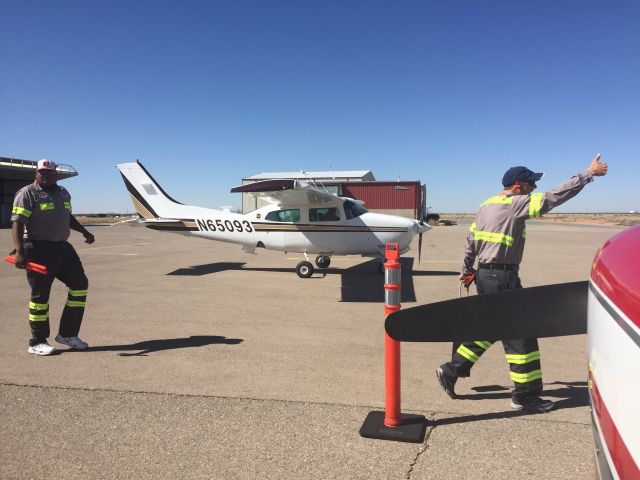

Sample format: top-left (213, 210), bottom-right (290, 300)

top-left (266, 209), bottom-right (300, 222)
top-left (343, 199), bottom-right (368, 219)
top-left (310, 207), bottom-right (340, 222)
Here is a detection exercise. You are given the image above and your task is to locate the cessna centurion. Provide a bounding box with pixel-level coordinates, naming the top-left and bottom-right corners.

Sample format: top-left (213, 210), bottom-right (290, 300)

top-left (116, 161), bottom-right (431, 277)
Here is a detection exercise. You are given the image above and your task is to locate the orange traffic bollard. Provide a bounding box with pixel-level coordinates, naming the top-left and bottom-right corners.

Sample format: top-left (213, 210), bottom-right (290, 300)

top-left (383, 243), bottom-right (402, 427)
top-left (359, 243), bottom-right (427, 443)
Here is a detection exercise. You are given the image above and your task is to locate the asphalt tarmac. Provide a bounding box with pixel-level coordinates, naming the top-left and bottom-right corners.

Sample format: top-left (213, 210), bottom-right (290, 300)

top-left (0, 222), bottom-right (625, 479)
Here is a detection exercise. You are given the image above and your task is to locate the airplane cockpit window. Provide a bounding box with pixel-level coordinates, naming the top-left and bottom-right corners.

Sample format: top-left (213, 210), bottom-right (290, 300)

top-left (265, 209), bottom-right (300, 222)
top-left (343, 199), bottom-right (368, 220)
top-left (310, 207), bottom-right (341, 222)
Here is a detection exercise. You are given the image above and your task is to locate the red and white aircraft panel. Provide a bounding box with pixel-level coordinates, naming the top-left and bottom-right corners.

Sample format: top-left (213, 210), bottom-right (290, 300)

top-left (589, 224), bottom-right (640, 480)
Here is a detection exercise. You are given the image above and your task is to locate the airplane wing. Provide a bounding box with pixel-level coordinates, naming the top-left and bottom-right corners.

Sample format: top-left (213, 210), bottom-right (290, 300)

top-left (230, 179), bottom-right (338, 207)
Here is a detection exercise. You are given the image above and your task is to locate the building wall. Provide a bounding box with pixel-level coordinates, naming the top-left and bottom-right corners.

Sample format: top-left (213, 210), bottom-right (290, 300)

top-left (341, 182), bottom-right (421, 219)
top-left (366, 208), bottom-right (416, 218)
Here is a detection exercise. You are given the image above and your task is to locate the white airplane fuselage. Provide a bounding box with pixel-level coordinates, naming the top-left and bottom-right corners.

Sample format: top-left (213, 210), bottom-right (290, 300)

top-left (117, 160), bottom-right (430, 276)
top-left (150, 204), bottom-right (420, 256)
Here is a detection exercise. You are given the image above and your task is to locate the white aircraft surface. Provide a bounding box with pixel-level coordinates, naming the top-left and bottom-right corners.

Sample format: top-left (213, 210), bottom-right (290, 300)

top-left (116, 161), bottom-right (431, 277)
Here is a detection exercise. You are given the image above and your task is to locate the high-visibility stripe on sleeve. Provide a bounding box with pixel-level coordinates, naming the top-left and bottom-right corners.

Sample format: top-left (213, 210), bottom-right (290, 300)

top-left (475, 341), bottom-right (493, 350)
top-left (469, 223), bottom-right (476, 233)
top-left (505, 351), bottom-right (541, 364)
top-left (29, 314), bottom-right (49, 322)
top-left (456, 345), bottom-right (480, 363)
top-left (39, 202), bottom-right (55, 211)
top-left (63, 202), bottom-right (72, 212)
top-left (12, 206), bottom-right (32, 217)
top-left (529, 193), bottom-right (543, 218)
top-left (65, 300), bottom-right (86, 308)
top-left (510, 369), bottom-right (542, 383)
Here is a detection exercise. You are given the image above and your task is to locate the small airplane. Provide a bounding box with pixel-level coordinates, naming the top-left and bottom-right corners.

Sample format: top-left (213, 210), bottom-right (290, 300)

top-left (116, 160), bottom-right (431, 277)
top-left (384, 225), bottom-right (640, 478)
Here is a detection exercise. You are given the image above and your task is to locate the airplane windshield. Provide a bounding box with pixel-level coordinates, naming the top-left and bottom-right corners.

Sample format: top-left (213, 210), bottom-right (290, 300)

top-left (343, 199), bottom-right (368, 220)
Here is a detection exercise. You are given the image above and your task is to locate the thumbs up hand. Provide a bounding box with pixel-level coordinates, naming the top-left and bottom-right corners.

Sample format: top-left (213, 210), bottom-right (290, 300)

top-left (588, 153), bottom-right (608, 177)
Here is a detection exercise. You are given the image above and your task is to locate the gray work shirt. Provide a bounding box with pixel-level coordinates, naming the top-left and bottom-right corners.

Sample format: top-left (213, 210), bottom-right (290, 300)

top-left (11, 183), bottom-right (72, 242)
top-left (462, 169), bottom-right (594, 274)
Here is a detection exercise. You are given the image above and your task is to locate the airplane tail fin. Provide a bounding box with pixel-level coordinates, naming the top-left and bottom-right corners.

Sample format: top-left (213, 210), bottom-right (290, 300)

top-left (116, 161), bottom-right (185, 220)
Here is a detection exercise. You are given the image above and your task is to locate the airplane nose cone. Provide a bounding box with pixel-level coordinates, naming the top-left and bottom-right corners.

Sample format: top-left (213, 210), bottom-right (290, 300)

top-left (413, 220), bottom-right (431, 234)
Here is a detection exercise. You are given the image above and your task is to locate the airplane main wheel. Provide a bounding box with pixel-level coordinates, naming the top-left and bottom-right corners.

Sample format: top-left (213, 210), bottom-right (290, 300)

top-left (296, 261), bottom-right (314, 278)
top-left (315, 255), bottom-right (331, 269)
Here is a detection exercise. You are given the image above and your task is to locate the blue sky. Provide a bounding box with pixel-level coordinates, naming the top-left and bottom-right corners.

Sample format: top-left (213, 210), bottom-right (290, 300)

top-left (1, 1), bottom-right (638, 213)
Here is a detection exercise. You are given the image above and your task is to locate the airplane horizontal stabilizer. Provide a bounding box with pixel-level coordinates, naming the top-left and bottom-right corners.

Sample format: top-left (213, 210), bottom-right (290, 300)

top-left (386, 281), bottom-right (588, 342)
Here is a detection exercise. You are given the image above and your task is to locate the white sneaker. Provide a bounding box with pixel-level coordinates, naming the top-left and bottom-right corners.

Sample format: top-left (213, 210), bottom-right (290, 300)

top-left (28, 341), bottom-right (56, 356)
top-left (55, 334), bottom-right (89, 350)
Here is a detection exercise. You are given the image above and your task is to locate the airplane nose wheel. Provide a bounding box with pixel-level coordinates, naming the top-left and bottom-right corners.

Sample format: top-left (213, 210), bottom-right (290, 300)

top-left (315, 255), bottom-right (331, 269)
top-left (296, 261), bottom-right (314, 278)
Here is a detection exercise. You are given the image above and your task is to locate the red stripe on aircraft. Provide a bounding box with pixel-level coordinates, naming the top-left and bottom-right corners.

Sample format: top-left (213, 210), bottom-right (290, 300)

top-left (590, 374), bottom-right (640, 479)
top-left (591, 225), bottom-right (640, 329)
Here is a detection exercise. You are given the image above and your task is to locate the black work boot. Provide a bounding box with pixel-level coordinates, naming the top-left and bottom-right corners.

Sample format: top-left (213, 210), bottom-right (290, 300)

top-left (435, 365), bottom-right (458, 399)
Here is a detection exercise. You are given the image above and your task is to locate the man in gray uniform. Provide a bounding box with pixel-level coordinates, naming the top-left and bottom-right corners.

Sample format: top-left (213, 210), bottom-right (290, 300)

top-left (436, 153), bottom-right (608, 412)
top-left (11, 159), bottom-right (95, 355)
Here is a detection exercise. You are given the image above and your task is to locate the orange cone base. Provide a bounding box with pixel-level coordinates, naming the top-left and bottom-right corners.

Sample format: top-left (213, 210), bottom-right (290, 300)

top-left (359, 411), bottom-right (427, 443)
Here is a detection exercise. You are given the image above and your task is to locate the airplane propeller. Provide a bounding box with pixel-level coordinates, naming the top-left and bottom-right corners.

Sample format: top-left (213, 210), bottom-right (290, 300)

top-left (385, 281), bottom-right (588, 342)
top-left (418, 225), bottom-right (423, 263)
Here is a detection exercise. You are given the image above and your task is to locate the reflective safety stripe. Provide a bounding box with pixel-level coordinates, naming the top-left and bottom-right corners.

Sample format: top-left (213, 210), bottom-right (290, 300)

top-left (510, 369), bottom-right (542, 383)
top-left (65, 300), bottom-right (86, 308)
top-left (505, 351), bottom-right (541, 364)
top-left (481, 196), bottom-right (513, 206)
top-left (469, 223), bottom-right (477, 233)
top-left (68, 289), bottom-right (88, 297)
top-left (39, 202), bottom-right (55, 211)
top-left (457, 345), bottom-right (480, 363)
top-left (12, 206), bottom-right (32, 217)
top-left (529, 193), bottom-right (543, 218)
top-left (63, 201), bottom-right (72, 211)
top-left (522, 227), bottom-right (527, 239)
top-left (29, 301), bottom-right (49, 311)
top-left (29, 313), bottom-right (49, 322)
top-left (474, 230), bottom-right (514, 247)
top-left (475, 341), bottom-right (493, 350)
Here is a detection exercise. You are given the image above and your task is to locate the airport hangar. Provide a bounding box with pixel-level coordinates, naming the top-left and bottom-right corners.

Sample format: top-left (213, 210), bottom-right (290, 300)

top-left (240, 170), bottom-right (428, 220)
top-left (0, 157), bottom-right (78, 228)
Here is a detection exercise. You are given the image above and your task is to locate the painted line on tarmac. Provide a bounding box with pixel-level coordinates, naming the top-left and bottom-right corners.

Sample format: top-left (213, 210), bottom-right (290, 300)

top-left (79, 242), bottom-right (149, 251)
top-left (81, 252), bottom-right (140, 256)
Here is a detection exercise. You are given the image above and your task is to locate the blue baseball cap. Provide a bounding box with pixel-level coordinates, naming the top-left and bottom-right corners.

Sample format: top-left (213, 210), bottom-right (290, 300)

top-left (502, 166), bottom-right (544, 187)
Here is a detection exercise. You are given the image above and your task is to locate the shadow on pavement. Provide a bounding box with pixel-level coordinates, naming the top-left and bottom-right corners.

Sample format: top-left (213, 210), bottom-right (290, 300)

top-left (167, 258), bottom-right (459, 303)
top-left (432, 382), bottom-right (588, 425)
top-left (452, 380), bottom-right (588, 408)
top-left (83, 335), bottom-right (244, 356)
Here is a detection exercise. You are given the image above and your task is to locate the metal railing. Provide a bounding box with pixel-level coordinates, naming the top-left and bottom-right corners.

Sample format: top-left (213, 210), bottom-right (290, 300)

top-left (0, 157), bottom-right (78, 176)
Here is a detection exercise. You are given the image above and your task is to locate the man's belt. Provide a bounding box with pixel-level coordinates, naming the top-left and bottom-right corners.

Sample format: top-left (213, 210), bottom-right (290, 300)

top-left (478, 263), bottom-right (519, 272)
